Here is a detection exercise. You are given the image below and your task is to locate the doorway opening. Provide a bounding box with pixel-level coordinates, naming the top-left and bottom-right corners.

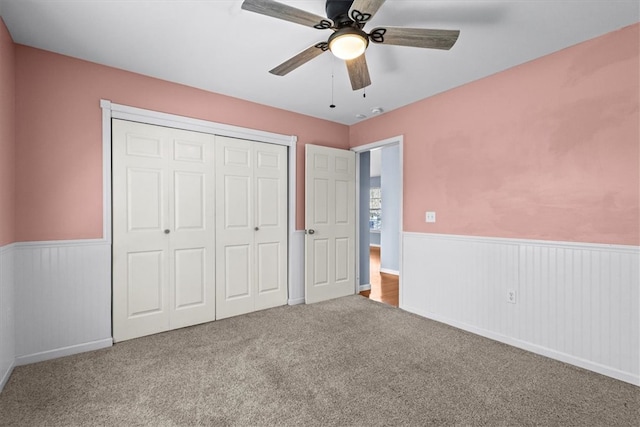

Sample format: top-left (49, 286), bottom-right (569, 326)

top-left (353, 137), bottom-right (403, 308)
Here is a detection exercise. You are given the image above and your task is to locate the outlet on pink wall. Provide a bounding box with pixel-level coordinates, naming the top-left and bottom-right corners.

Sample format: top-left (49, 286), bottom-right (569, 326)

top-left (351, 23), bottom-right (639, 246)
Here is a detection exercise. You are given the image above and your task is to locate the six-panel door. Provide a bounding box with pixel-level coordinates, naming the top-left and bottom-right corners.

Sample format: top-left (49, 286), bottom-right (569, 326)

top-left (305, 144), bottom-right (356, 304)
top-left (112, 120), bottom-right (215, 342)
top-left (215, 136), bottom-right (288, 319)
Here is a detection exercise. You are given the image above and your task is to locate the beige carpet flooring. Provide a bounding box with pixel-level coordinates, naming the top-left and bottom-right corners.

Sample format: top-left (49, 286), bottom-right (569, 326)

top-left (0, 295), bottom-right (638, 426)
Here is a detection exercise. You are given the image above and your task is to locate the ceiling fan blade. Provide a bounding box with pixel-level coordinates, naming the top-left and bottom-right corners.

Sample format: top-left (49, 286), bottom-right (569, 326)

top-left (371, 27), bottom-right (460, 50)
top-left (346, 54), bottom-right (371, 90)
top-left (349, 0), bottom-right (386, 24)
top-left (269, 43), bottom-right (328, 76)
top-left (242, 0), bottom-right (330, 29)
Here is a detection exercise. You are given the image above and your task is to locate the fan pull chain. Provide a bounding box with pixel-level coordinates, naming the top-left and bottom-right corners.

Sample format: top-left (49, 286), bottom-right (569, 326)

top-left (363, 87), bottom-right (366, 98)
top-left (330, 65), bottom-right (336, 108)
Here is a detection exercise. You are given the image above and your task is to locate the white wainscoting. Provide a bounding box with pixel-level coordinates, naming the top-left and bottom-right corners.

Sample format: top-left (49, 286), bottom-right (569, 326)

top-left (7, 231), bottom-right (303, 372)
top-left (288, 230), bottom-right (305, 305)
top-left (0, 243), bottom-right (15, 391)
top-left (402, 232), bottom-right (640, 386)
top-left (13, 240), bottom-right (112, 365)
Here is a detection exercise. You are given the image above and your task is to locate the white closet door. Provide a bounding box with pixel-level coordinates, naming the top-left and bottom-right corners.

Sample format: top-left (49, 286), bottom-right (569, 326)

top-left (305, 144), bottom-right (356, 304)
top-left (168, 128), bottom-right (216, 329)
top-left (253, 142), bottom-right (288, 311)
top-left (215, 137), bottom-right (255, 319)
top-left (215, 136), bottom-right (287, 319)
top-left (113, 120), bottom-right (215, 342)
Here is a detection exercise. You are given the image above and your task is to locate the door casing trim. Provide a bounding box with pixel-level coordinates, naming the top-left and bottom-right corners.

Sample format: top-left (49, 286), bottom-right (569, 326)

top-left (351, 136), bottom-right (404, 307)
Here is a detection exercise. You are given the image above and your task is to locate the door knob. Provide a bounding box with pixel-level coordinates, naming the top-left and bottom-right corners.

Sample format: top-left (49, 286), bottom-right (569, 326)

top-left (307, 229), bottom-right (315, 235)
top-left (164, 229), bottom-right (170, 234)
top-left (254, 227), bottom-right (259, 231)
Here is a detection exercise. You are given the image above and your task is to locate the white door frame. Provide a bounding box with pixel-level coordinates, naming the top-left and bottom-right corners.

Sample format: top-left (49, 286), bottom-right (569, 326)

top-left (351, 136), bottom-right (404, 308)
top-left (100, 100), bottom-right (298, 325)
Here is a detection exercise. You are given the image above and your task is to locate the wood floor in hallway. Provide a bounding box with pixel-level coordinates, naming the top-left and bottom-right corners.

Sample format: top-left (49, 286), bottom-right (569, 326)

top-left (359, 246), bottom-right (399, 307)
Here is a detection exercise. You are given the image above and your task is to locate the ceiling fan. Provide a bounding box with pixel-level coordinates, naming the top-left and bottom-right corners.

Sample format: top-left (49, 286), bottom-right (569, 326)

top-left (241, 0), bottom-right (460, 91)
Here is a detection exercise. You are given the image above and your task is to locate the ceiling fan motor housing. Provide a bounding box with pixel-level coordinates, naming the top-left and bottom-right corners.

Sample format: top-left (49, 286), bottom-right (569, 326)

top-left (326, 0), bottom-right (355, 24)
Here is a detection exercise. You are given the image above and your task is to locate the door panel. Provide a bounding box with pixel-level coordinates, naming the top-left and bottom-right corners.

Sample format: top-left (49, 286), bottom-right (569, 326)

top-left (335, 179), bottom-right (350, 223)
top-left (305, 144), bottom-right (356, 303)
top-left (174, 172), bottom-right (205, 230)
top-left (253, 142), bottom-right (288, 311)
top-left (216, 136), bottom-right (288, 318)
top-left (174, 247), bottom-right (206, 308)
top-left (257, 177), bottom-right (279, 226)
top-left (257, 242), bottom-right (280, 293)
top-left (313, 178), bottom-right (329, 224)
top-left (174, 139), bottom-right (205, 162)
top-left (224, 175), bottom-right (251, 228)
top-left (335, 238), bottom-right (350, 282)
top-left (313, 238), bottom-right (329, 286)
top-left (127, 250), bottom-right (164, 316)
top-left (224, 244), bottom-right (251, 299)
top-left (113, 121), bottom-right (171, 341)
top-left (127, 168), bottom-right (164, 232)
top-left (167, 127), bottom-right (215, 330)
top-left (216, 138), bottom-right (255, 318)
top-left (126, 134), bottom-right (163, 158)
top-left (113, 120), bottom-right (215, 341)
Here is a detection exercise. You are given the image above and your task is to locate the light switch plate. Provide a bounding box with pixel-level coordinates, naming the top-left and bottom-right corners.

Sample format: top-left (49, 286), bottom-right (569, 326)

top-left (425, 211), bottom-right (436, 223)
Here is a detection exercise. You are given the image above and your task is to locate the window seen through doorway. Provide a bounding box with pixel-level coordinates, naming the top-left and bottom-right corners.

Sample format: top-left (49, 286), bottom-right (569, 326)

top-left (370, 187), bottom-right (381, 230)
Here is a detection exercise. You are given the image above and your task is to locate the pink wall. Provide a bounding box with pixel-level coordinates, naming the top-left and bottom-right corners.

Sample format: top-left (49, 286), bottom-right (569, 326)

top-left (12, 23), bottom-right (640, 245)
top-left (351, 23), bottom-right (639, 246)
top-left (0, 18), bottom-right (15, 246)
top-left (15, 46), bottom-right (349, 241)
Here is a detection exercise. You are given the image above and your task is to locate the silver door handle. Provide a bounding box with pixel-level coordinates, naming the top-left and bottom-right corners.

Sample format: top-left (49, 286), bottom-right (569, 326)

top-left (164, 229), bottom-right (170, 234)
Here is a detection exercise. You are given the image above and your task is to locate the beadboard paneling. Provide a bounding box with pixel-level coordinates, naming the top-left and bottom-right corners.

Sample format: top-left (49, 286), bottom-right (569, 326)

top-left (14, 240), bottom-right (112, 364)
top-left (0, 243), bottom-right (15, 391)
top-left (402, 232), bottom-right (640, 386)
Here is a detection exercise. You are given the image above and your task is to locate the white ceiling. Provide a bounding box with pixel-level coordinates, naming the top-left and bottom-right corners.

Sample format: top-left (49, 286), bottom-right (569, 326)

top-left (1, 1), bottom-right (638, 125)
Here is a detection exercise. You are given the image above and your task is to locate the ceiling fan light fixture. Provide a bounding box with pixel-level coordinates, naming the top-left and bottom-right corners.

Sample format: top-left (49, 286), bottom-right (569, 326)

top-left (328, 27), bottom-right (369, 60)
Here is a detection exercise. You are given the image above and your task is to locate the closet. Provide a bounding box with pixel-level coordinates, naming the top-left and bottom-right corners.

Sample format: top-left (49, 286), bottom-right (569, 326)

top-left (112, 121), bottom-right (287, 342)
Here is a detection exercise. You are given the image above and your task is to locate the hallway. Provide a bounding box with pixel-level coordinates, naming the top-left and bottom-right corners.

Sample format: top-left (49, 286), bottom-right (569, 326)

top-left (359, 246), bottom-right (399, 307)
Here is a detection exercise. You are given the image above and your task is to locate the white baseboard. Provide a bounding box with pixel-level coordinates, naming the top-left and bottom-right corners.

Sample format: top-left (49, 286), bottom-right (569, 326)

top-left (288, 297), bottom-right (305, 305)
top-left (369, 244), bottom-right (380, 248)
top-left (15, 338), bottom-right (113, 367)
top-left (359, 284), bottom-right (371, 292)
top-left (379, 268), bottom-right (399, 276)
top-left (0, 361), bottom-right (14, 392)
top-left (404, 306), bottom-right (639, 386)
